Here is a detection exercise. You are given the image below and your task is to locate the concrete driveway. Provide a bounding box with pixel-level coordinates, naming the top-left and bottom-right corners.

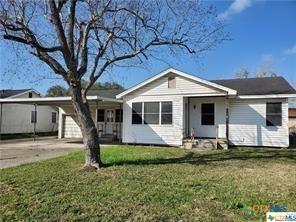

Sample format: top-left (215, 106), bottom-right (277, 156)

top-left (0, 138), bottom-right (84, 169)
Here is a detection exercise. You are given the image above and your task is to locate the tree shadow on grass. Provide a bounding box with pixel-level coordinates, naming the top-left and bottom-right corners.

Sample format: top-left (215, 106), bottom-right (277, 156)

top-left (104, 148), bottom-right (296, 167)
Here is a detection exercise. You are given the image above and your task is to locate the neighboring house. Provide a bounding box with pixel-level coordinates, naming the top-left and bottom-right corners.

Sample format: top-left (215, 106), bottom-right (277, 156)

top-left (0, 89), bottom-right (58, 134)
top-left (0, 68), bottom-right (295, 147)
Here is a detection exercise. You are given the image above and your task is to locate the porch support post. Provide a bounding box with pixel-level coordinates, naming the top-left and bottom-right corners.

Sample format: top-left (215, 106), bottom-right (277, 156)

top-left (120, 103), bottom-right (122, 141)
top-left (187, 97), bottom-right (190, 137)
top-left (225, 96), bottom-right (230, 149)
top-left (0, 103), bottom-right (2, 142)
top-left (95, 101), bottom-right (98, 128)
top-left (33, 103), bottom-right (37, 141)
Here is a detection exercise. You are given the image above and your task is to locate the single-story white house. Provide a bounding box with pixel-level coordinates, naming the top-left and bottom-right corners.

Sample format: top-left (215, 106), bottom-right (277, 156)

top-left (1, 68), bottom-right (295, 147)
top-left (0, 89), bottom-right (58, 135)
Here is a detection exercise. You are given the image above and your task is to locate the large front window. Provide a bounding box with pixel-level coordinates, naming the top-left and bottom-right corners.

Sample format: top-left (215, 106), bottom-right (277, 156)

top-left (131, 101), bottom-right (173, 125)
top-left (266, 102), bottom-right (282, 126)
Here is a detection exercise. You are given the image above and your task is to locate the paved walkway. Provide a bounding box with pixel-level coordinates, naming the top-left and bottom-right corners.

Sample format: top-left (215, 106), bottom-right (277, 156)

top-left (0, 139), bottom-right (84, 169)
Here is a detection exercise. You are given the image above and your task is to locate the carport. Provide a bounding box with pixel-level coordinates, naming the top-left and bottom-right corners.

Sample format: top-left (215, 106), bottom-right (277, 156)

top-left (0, 95), bottom-right (123, 141)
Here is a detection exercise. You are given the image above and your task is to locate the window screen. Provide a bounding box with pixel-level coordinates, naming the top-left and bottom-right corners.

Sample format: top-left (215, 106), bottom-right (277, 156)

top-left (31, 111), bottom-right (37, 123)
top-left (115, 109), bottom-right (123, 122)
top-left (161, 102), bottom-right (172, 124)
top-left (132, 103), bottom-right (142, 124)
top-left (97, 109), bottom-right (105, 122)
top-left (144, 102), bottom-right (159, 124)
top-left (52, 112), bottom-right (57, 123)
top-left (201, 104), bottom-right (215, 125)
top-left (266, 103), bottom-right (282, 126)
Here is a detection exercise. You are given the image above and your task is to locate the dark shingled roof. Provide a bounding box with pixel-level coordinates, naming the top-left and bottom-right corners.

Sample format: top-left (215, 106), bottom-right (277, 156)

top-left (87, 89), bottom-right (125, 99)
top-left (211, 76), bottom-right (296, 95)
top-left (0, 89), bottom-right (31, 98)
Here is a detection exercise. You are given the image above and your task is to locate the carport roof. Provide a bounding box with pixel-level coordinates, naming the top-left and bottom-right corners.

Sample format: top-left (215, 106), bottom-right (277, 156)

top-left (0, 95), bottom-right (122, 105)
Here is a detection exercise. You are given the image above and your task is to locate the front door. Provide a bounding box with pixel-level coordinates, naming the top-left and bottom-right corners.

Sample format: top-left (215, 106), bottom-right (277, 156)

top-left (105, 109), bottom-right (114, 134)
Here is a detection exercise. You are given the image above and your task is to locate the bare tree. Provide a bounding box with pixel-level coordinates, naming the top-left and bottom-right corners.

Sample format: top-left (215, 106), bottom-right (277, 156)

top-left (0, 0), bottom-right (228, 169)
top-left (256, 65), bottom-right (277, 78)
top-left (235, 67), bottom-right (250, 79)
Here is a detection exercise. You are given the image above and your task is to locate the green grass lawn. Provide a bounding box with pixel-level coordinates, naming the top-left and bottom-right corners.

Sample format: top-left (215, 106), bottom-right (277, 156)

top-left (1, 146), bottom-right (295, 222)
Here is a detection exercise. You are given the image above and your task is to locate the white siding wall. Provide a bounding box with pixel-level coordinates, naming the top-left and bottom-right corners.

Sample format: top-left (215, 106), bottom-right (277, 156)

top-left (189, 97), bottom-right (226, 138)
top-left (229, 98), bottom-right (289, 147)
top-left (122, 74), bottom-right (225, 146)
top-left (136, 74), bottom-right (220, 96)
top-left (1, 103), bottom-right (58, 134)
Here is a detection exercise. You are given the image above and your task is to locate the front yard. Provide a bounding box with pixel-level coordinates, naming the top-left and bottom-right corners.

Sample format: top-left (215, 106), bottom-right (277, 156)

top-left (1, 146), bottom-right (295, 221)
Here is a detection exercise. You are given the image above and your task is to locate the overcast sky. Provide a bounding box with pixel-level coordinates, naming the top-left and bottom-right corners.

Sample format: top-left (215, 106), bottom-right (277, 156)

top-left (0, 0), bottom-right (295, 94)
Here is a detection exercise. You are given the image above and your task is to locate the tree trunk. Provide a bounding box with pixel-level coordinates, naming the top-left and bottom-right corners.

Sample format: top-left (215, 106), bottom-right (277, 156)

top-left (70, 86), bottom-right (103, 169)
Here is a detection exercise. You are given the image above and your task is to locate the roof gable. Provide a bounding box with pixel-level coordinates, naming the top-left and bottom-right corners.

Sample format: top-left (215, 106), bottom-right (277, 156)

top-left (116, 68), bottom-right (237, 98)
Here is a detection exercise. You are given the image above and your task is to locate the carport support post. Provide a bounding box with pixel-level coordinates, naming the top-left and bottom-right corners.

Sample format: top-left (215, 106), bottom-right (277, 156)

top-left (33, 103), bottom-right (37, 141)
top-left (0, 103), bottom-right (2, 141)
top-left (225, 96), bottom-right (229, 149)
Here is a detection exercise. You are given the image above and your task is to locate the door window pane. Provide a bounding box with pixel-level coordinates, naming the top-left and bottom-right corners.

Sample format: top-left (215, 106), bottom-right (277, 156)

top-left (201, 103), bottom-right (214, 125)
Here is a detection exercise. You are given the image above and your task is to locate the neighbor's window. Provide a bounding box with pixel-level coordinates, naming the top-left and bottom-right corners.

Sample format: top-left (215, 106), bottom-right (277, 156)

top-left (144, 102), bottom-right (160, 124)
top-left (31, 111), bottom-right (37, 123)
top-left (168, 77), bottom-right (176, 88)
top-left (115, 109), bottom-right (123, 122)
top-left (161, 102), bottom-right (173, 124)
top-left (201, 103), bottom-right (215, 125)
top-left (28, 92), bottom-right (32, 98)
top-left (52, 112), bottom-right (57, 123)
top-left (132, 102), bottom-right (142, 124)
top-left (266, 102), bottom-right (282, 126)
top-left (97, 109), bottom-right (105, 122)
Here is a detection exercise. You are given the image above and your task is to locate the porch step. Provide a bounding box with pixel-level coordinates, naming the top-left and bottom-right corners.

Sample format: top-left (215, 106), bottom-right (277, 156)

top-left (99, 134), bottom-right (114, 143)
top-left (183, 138), bottom-right (228, 150)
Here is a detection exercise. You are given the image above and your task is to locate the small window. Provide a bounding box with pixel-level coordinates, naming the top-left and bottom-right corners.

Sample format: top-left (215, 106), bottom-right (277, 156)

top-left (266, 103), bottom-right (282, 126)
top-left (201, 103), bottom-right (215, 125)
top-left (97, 109), bottom-right (105, 122)
top-left (144, 102), bottom-right (160, 124)
top-left (115, 109), bottom-right (123, 122)
top-left (52, 112), bottom-right (57, 123)
top-left (161, 102), bottom-right (173, 124)
top-left (132, 103), bottom-right (142, 124)
top-left (28, 92), bottom-right (32, 98)
top-left (31, 111), bottom-right (37, 123)
top-left (168, 77), bottom-right (176, 88)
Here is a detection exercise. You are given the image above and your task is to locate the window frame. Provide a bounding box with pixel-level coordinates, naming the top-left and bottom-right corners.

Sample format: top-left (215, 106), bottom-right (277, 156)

top-left (115, 109), bottom-right (123, 122)
top-left (31, 110), bottom-right (37, 123)
top-left (161, 101), bottom-right (173, 125)
top-left (97, 109), bottom-right (105, 122)
top-left (144, 102), bottom-right (160, 125)
top-left (201, 103), bottom-right (215, 126)
top-left (51, 112), bottom-right (57, 123)
top-left (266, 102), bottom-right (282, 126)
top-left (132, 102), bottom-right (143, 124)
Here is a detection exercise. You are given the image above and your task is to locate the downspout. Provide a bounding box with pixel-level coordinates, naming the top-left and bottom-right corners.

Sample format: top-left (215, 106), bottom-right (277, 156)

top-left (33, 103), bottom-right (37, 141)
top-left (225, 94), bottom-right (230, 149)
